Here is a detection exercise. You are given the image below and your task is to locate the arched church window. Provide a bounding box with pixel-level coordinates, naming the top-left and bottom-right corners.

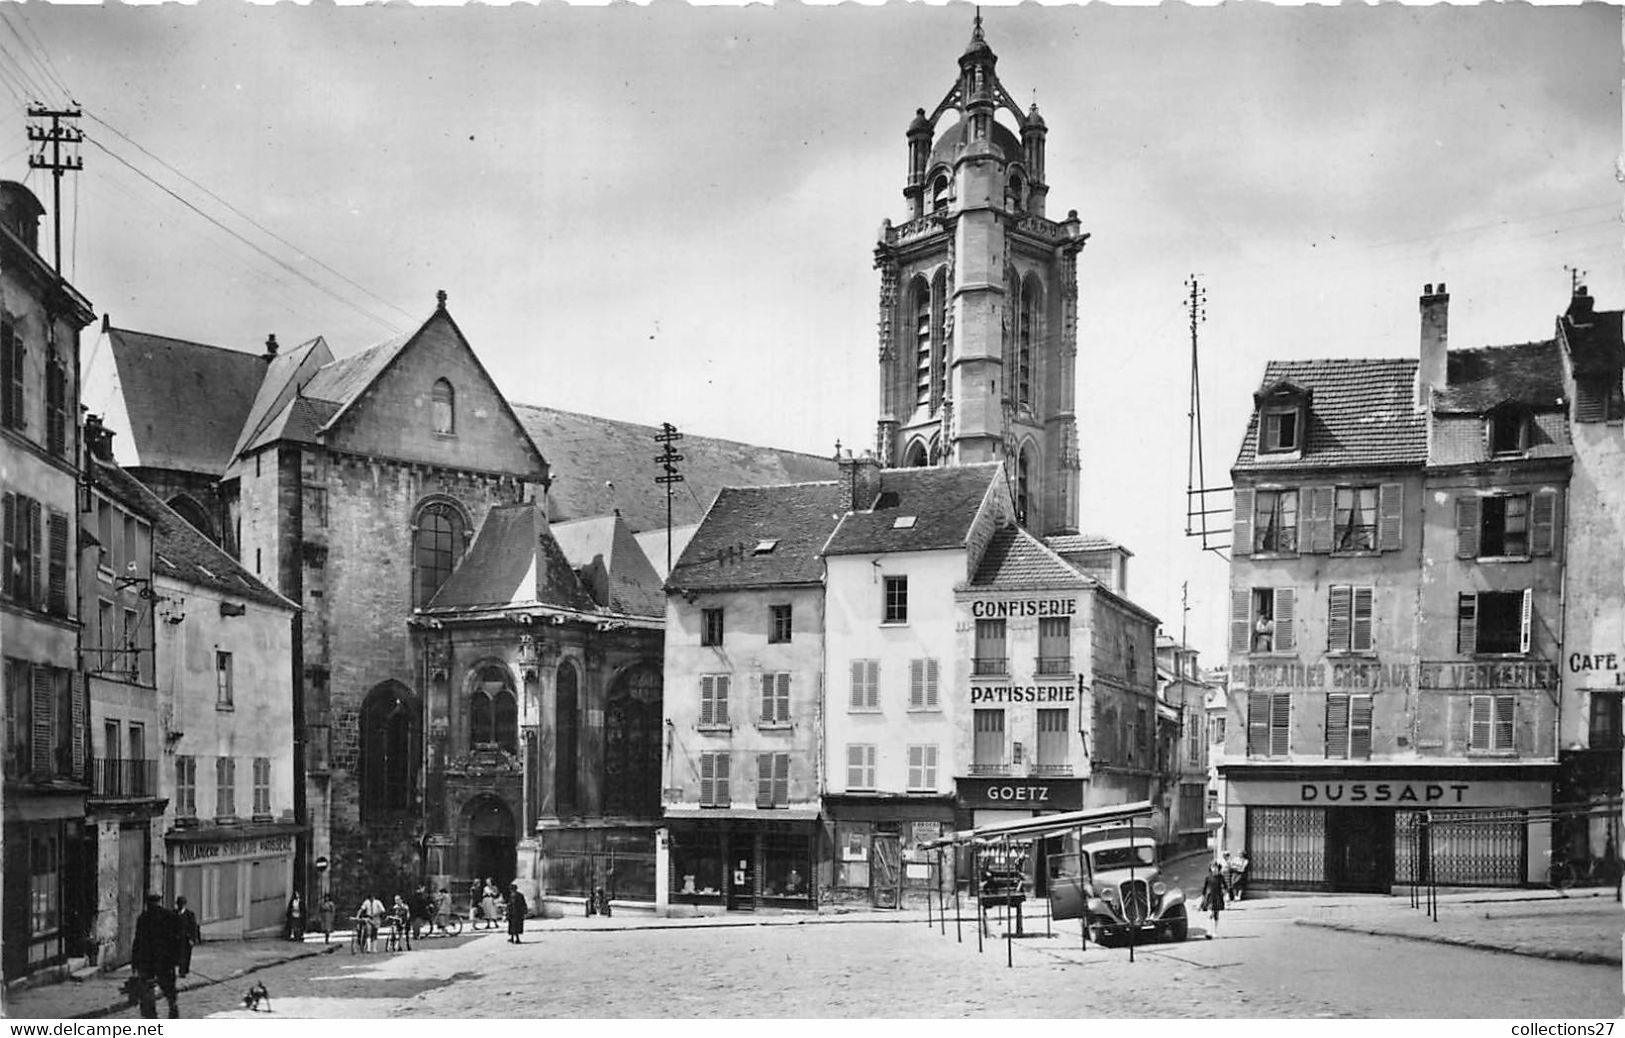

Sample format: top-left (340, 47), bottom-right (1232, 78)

top-left (361, 683), bottom-right (419, 818)
top-left (1006, 175), bottom-right (1024, 213)
top-left (1017, 445), bottom-right (1036, 528)
top-left (931, 175), bottom-right (950, 213)
top-left (469, 665), bottom-right (517, 753)
top-left (555, 661), bottom-right (580, 814)
top-left (912, 277), bottom-right (932, 411)
top-left (432, 378), bottom-right (455, 435)
top-left (932, 268), bottom-right (950, 410)
top-left (413, 500), bottom-right (467, 608)
top-left (904, 440), bottom-right (929, 469)
top-left (1018, 278), bottom-right (1040, 411)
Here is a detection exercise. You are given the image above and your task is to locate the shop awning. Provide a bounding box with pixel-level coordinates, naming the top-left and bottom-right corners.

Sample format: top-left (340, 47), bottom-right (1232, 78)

top-left (663, 808), bottom-right (821, 822)
top-left (920, 800), bottom-right (1156, 850)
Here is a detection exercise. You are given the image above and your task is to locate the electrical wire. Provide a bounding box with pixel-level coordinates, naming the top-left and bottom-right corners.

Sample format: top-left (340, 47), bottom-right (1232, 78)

top-left (2, 6), bottom-right (76, 103)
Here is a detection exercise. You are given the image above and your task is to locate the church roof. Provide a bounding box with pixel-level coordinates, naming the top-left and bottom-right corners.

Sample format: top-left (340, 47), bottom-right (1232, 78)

top-left (552, 514), bottom-right (666, 619)
top-left (225, 336), bottom-right (334, 472)
top-left (425, 502), bottom-right (601, 615)
top-left (823, 463), bottom-right (1003, 557)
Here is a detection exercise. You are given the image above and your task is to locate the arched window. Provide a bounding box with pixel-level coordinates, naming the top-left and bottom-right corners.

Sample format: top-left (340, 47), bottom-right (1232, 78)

top-left (912, 276), bottom-right (931, 411)
top-left (1006, 174), bottom-right (1024, 213)
top-left (555, 661), bottom-right (580, 815)
top-left (903, 440), bottom-right (929, 469)
top-left (931, 174), bottom-right (950, 212)
top-left (1018, 277), bottom-right (1040, 411)
top-left (932, 268), bottom-right (950, 410)
top-left (604, 666), bottom-right (662, 817)
top-left (469, 665), bottom-right (517, 753)
top-left (361, 683), bottom-right (419, 818)
top-left (413, 500), bottom-right (467, 608)
top-left (432, 378), bottom-right (455, 435)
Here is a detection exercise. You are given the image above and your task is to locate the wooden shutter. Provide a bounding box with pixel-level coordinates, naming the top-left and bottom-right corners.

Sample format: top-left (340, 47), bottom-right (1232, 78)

top-left (1247, 692), bottom-right (1270, 757)
top-left (865, 661), bottom-right (879, 709)
top-left (773, 752), bottom-right (789, 804)
top-left (849, 661), bottom-right (864, 710)
top-left (1327, 586), bottom-right (1352, 652)
top-left (714, 752), bottom-right (730, 805)
top-left (30, 665), bottom-right (52, 776)
top-left (1530, 489), bottom-right (1558, 557)
top-left (1, 492), bottom-right (14, 598)
top-left (1273, 588), bottom-right (1296, 652)
top-left (1377, 483), bottom-right (1403, 551)
top-left (1494, 695), bottom-right (1515, 751)
top-left (1519, 588), bottom-right (1533, 655)
top-left (1352, 587), bottom-right (1374, 652)
top-left (924, 659), bottom-right (938, 708)
top-left (1306, 486), bottom-right (1335, 553)
top-left (847, 744), bottom-right (865, 787)
top-left (757, 753), bottom-right (775, 808)
top-left (1325, 693), bottom-right (1349, 758)
top-left (1350, 695), bottom-right (1373, 759)
top-left (1457, 593), bottom-right (1478, 654)
top-left (909, 660), bottom-right (925, 709)
top-left (1231, 588), bottom-right (1252, 654)
top-left (1469, 696), bottom-right (1491, 751)
top-left (700, 753), bottom-right (716, 804)
top-left (1455, 495), bottom-right (1481, 558)
top-left (1269, 694), bottom-right (1291, 757)
top-left (1231, 488), bottom-right (1254, 557)
top-left (27, 498), bottom-right (41, 607)
top-left (47, 511), bottom-right (68, 615)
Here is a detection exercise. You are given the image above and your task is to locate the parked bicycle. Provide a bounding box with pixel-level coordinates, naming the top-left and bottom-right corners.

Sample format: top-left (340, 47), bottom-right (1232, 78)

top-left (424, 912), bottom-right (465, 938)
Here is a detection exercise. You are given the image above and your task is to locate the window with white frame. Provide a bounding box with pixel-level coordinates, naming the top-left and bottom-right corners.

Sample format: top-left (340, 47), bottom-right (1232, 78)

top-left (768, 604), bottom-right (792, 644)
top-left (760, 672), bottom-right (790, 725)
top-left (700, 674), bottom-right (730, 727)
top-left (883, 575), bottom-right (908, 624)
top-left (699, 751), bottom-right (730, 806)
top-left (1324, 693), bottom-right (1373, 759)
top-left (1254, 489), bottom-right (1299, 553)
top-left (1327, 586), bottom-right (1374, 653)
top-left (906, 745), bottom-right (938, 791)
top-left (1469, 694), bottom-right (1515, 753)
top-left (216, 651), bottom-right (233, 707)
top-left (756, 752), bottom-right (789, 808)
top-left (846, 744), bottom-right (877, 790)
top-left (908, 658), bottom-right (939, 710)
top-left (1246, 692), bottom-right (1290, 758)
top-left (849, 660), bottom-right (879, 711)
top-left (1333, 486), bottom-right (1378, 552)
top-left (1231, 587), bottom-right (1296, 654)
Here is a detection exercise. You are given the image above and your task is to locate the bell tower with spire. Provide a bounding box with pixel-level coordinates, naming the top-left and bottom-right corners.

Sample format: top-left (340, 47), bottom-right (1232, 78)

top-left (873, 14), bottom-right (1087, 535)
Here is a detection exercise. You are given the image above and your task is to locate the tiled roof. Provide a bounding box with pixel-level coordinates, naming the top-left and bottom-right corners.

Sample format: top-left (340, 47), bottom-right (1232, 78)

top-left (513, 403), bottom-right (838, 533)
top-left (1044, 533), bottom-right (1127, 556)
top-left (426, 502), bottom-right (601, 614)
top-left (823, 463), bottom-right (1002, 557)
top-left (105, 328), bottom-right (268, 475)
top-left (552, 515), bottom-right (665, 619)
top-left (91, 458), bottom-right (293, 611)
top-left (1434, 340), bottom-right (1565, 412)
top-left (669, 481), bottom-right (844, 591)
top-left (1234, 358), bottom-right (1426, 472)
top-left (967, 524), bottom-right (1094, 591)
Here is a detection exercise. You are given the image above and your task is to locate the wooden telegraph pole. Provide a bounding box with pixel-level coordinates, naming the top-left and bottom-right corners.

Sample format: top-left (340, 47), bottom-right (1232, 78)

top-left (26, 106), bottom-right (83, 274)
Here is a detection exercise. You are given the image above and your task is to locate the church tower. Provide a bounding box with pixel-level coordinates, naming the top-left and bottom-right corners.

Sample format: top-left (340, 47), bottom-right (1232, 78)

top-left (873, 16), bottom-right (1087, 535)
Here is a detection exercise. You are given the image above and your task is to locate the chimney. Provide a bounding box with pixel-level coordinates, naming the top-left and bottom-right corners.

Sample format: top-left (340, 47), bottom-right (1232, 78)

top-left (83, 412), bottom-right (115, 462)
top-left (263, 334), bottom-right (279, 361)
top-left (1567, 283), bottom-right (1595, 322)
top-left (1417, 282), bottom-right (1449, 408)
top-left (838, 450), bottom-right (883, 513)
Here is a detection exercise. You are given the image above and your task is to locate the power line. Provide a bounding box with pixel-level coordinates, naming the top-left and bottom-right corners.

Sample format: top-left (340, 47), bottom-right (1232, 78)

top-left (85, 112), bottom-right (419, 328)
top-left (1, 7), bottom-right (77, 102)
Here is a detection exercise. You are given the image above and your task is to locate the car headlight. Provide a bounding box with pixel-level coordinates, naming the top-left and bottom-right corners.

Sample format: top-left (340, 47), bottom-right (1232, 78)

top-left (1099, 886), bottom-right (1117, 901)
top-left (1152, 881), bottom-right (1166, 896)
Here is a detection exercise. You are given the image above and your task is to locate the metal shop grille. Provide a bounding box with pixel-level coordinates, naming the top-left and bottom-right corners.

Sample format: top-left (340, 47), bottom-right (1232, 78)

top-left (1395, 810), bottom-right (1525, 887)
top-left (1246, 806), bottom-right (1326, 889)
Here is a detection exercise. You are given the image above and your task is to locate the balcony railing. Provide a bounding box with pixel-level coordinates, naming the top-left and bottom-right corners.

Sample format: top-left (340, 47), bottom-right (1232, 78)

top-left (968, 763), bottom-right (1010, 776)
top-left (972, 657), bottom-right (1008, 677)
top-left (1035, 656), bottom-right (1073, 676)
top-left (1031, 763), bottom-right (1074, 776)
top-left (89, 757), bottom-right (159, 798)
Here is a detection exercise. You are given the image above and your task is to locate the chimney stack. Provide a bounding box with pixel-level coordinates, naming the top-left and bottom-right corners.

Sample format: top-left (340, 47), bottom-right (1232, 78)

top-left (263, 334), bottom-right (279, 361)
top-left (1567, 283), bottom-right (1595, 322)
top-left (83, 412), bottom-right (115, 462)
top-left (1417, 282), bottom-right (1449, 408)
top-left (837, 450), bottom-right (883, 513)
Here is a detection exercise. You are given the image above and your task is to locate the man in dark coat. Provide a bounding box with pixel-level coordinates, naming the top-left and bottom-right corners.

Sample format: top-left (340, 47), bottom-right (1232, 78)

top-left (506, 883), bottom-right (527, 944)
top-left (173, 896), bottom-right (202, 978)
top-left (132, 893), bottom-right (181, 1018)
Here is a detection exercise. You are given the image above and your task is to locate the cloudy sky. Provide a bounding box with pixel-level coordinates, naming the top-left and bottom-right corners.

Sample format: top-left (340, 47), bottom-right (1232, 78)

top-left (1, 3), bottom-right (1618, 661)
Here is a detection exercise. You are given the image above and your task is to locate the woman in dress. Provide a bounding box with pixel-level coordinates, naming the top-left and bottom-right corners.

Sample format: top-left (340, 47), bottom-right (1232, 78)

top-left (480, 877), bottom-right (501, 930)
top-left (1199, 860), bottom-right (1227, 939)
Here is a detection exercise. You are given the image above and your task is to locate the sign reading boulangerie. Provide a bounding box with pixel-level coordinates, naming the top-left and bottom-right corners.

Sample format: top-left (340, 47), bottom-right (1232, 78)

top-left (1232, 778), bottom-right (1545, 810)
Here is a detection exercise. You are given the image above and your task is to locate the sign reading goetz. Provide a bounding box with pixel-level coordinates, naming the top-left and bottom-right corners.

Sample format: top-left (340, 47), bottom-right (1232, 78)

top-left (957, 777), bottom-right (1084, 811)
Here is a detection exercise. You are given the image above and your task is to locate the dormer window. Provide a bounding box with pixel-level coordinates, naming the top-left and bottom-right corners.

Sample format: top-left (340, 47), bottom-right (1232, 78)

top-left (1486, 405), bottom-right (1528, 456)
top-left (1253, 382), bottom-right (1311, 456)
top-left (1261, 408), bottom-right (1298, 453)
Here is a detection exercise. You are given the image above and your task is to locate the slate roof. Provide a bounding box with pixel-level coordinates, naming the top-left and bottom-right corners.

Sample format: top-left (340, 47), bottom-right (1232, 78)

top-left (552, 515), bottom-right (665, 619)
top-left (823, 463), bottom-right (1002, 557)
top-left (225, 336), bottom-right (335, 471)
top-left (967, 524), bottom-right (1093, 591)
top-left (104, 328), bottom-right (269, 475)
top-left (425, 502), bottom-right (601, 615)
top-left (90, 458), bottom-right (294, 611)
top-left (299, 332), bottom-right (411, 410)
top-left (1233, 358), bottom-right (1426, 472)
top-left (513, 403), bottom-right (838, 533)
top-left (1434, 340), bottom-right (1566, 413)
top-left (668, 481), bottom-right (844, 592)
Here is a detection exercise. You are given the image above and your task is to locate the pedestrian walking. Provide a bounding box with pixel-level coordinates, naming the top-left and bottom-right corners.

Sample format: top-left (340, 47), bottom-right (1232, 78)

top-left (434, 886), bottom-right (451, 932)
top-left (319, 892), bottom-right (336, 944)
top-left (357, 893), bottom-right (386, 953)
top-left (389, 895), bottom-right (413, 950)
top-left (411, 884), bottom-right (432, 942)
top-left (173, 896), bottom-right (202, 978)
top-left (132, 892), bottom-right (181, 1019)
top-left (1199, 861), bottom-right (1227, 938)
top-left (284, 891), bottom-right (305, 941)
top-left (506, 883), bottom-right (527, 944)
top-left (480, 878), bottom-right (500, 930)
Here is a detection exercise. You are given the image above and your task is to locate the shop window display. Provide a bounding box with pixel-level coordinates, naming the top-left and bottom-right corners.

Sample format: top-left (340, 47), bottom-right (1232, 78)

top-left (759, 832), bottom-right (811, 900)
top-left (673, 839), bottom-right (725, 899)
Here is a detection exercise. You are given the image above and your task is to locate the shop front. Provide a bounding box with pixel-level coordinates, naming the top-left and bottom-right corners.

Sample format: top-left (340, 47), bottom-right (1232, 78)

top-left (665, 808), bottom-right (819, 911)
top-left (822, 796), bottom-right (955, 909)
top-left (164, 822), bottom-right (304, 939)
top-left (955, 777), bottom-right (1087, 896)
top-left (1220, 764), bottom-right (1556, 892)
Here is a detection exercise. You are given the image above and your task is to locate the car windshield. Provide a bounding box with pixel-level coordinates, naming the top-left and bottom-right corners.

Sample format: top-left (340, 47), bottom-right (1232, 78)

top-left (1090, 845), bottom-right (1155, 870)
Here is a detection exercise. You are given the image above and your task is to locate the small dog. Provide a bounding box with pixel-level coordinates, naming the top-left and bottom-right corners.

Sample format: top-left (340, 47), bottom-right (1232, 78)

top-left (241, 981), bottom-right (272, 1012)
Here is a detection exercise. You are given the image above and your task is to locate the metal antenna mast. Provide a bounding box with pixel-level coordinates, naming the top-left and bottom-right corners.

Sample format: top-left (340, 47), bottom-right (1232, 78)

top-left (26, 105), bottom-right (83, 275)
top-left (1184, 275), bottom-right (1230, 558)
top-left (654, 423), bottom-right (685, 575)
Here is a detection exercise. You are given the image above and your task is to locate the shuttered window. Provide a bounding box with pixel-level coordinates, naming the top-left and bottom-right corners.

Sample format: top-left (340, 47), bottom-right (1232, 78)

top-left (1327, 586), bottom-right (1374, 652)
top-left (252, 757), bottom-right (272, 817)
top-left (1529, 490), bottom-right (1558, 557)
top-left (176, 755), bottom-right (197, 817)
top-left (215, 756), bottom-right (236, 819)
top-left (906, 745), bottom-right (938, 791)
top-left (2, 492), bottom-right (42, 606)
top-left (1036, 709), bottom-right (1069, 769)
top-left (1470, 695), bottom-right (1515, 753)
top-left (760, 672), bottom-right (789, 724)
top-left (1, 317), bottom-right (23, 431)
top-left (700, 751), bottom-right (731, 806)
top-left (1325, 693), bottom-right (1373, 759)
top-left (45, 354), bottom-right (66, 457)
top-left (1459, 590), bottom-right (1531, 655)
top-left (908, 658), bottom-right (939, 710)
top-left (846, 744), bottom-right (876, 790)
top-left (973, 709), bottom-right (1005, 768)
top-left (29, 664), bottom-right (53, 776)
top-left (849, 659), bottom-right (879, 711)
top-left (700, 674), bottom-right (731, 726)
top-left (756, 752), bottom-right (789, 808)
top-left (1247, 692), bottom-right (1290, 758)
top-left (46, 511), bottom-right (68, 615)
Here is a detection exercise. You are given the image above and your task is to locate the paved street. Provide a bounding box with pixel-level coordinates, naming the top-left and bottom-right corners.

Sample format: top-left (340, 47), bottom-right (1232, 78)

top-left (88, 902), bottom-right (1618, 1020)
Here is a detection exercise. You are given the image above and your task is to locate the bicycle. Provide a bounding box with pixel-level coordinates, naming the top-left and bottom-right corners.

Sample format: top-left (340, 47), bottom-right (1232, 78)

top-left (425, 913), bottom-right (465, 938)
top-left (349, 915), bottom-right (376, 955)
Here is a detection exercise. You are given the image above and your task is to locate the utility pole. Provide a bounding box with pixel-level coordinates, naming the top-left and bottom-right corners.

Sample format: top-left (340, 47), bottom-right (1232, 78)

top-left (654, 423), bottom-right (684, 575)
top-left (26, 106), bottom-right (83, 275)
